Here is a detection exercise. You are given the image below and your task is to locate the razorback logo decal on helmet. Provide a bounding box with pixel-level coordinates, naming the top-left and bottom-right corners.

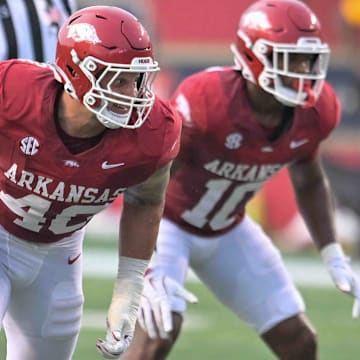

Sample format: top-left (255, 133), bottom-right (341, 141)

top-left (67, 23), bottom-right (101, 44)
top-left (242, 10), bottom-right (271, 30)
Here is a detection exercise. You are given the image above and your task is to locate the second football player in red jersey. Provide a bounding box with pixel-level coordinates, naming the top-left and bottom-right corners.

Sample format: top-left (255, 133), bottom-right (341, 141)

top-left (0, 6), bottom-right (181, 360)
top-left (123, 1), bottom-right (360, 359)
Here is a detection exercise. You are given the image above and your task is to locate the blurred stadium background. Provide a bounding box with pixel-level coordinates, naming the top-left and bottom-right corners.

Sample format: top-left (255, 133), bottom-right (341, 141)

top-left (2, 1), bottom-right (360, 359)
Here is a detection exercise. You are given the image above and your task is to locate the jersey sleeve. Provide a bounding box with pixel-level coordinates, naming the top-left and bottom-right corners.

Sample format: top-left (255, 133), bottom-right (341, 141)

top-left (155, 98), bottom-right (182, 169)
top-left (0, 60), bottom-right (44, 124)
top-left (170, 74), bottom-right (208, 163)
top-left (315, 82), bottom-right (341, 140)
top-left (296, 82), bottom-right (341, 162)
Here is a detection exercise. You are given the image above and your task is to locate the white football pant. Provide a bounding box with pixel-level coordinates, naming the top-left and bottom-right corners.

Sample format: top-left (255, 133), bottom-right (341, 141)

top-left (0, 225), bottom-right (84, 360)
top-left (153, 216), bottom-right (305, 334)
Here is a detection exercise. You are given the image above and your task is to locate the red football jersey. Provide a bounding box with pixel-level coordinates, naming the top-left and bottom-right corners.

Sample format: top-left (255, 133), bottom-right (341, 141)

top-left (166, 67), bottom-right (341, 237)
top-left (0, 60), bottom-right (181, 242)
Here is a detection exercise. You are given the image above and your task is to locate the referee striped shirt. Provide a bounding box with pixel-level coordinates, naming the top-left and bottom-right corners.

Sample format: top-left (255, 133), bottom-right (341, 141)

top-left (0, 0), bottom-right (77, 62)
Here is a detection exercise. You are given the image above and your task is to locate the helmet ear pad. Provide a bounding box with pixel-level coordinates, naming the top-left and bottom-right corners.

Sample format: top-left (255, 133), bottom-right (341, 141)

top-left (65, 62), bottom-right (92, 102)
top-left (234, 34), bottom-right (266, 83)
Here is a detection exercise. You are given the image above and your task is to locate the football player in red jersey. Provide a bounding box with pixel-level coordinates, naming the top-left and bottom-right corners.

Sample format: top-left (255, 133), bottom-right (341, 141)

top-left (122, 1), bottom-right (360, 359)
top-left (0, 5), bottom-right (181, 360)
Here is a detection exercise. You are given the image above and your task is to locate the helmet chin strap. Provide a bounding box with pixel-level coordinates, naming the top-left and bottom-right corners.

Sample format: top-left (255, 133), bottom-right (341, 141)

top-left (295, 80), bottom-right (317, 108)
top-left (96, 106), bottom-right (145, 130)
top-left (273, 77), bottom-right (308, 107)
top-left (302, 90), bottom-right (316, 108)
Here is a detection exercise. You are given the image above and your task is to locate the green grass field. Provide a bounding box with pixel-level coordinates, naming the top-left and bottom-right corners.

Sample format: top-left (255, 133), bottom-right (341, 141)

top-left (1, 278), bottom-right (359, 359)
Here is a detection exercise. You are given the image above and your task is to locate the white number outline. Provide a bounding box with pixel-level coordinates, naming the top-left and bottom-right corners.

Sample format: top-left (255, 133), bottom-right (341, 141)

top-left (181, 179), bottom-right (263, 231)
top-left (0, 191), bottom-right (108, 235)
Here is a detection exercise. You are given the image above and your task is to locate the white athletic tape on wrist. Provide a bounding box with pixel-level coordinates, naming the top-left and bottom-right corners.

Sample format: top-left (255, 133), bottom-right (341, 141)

top-left (107, 256), bottom-right (149, 331)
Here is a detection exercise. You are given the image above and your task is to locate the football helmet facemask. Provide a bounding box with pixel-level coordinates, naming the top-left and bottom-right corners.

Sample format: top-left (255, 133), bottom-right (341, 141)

top-left (230, 0), bottom-right (330, 108)
top-left (54, 6), bottom-right (159, 129)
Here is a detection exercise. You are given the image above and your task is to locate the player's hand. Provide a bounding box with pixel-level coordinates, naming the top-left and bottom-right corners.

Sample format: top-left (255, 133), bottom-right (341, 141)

top-left (97, 256), bottom-right (148, 358)
top-left (138, 267), bottom-right (198, 339)
top-left (321, 243), bottom-right (360, 318)
top-left (96, 324), bottom-right (131, 359)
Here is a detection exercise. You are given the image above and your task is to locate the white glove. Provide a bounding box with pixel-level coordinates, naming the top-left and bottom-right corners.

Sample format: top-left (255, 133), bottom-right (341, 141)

top-left (138, 267), bottom-right (198, 339)
top-left (321, 243), bottom-right (360, 318)
top-left (96, 256), bottom-right (148, 358)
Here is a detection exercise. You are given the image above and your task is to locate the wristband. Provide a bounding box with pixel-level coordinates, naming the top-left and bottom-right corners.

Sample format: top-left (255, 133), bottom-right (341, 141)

top-left (320, 243), bottom-right (346, 263)
top-left (113, 256), bottom-right (149, 299)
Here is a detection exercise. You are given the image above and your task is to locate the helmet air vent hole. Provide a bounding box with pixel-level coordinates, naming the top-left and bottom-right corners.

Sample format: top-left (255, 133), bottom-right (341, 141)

top-left (68, 15), bottom-right (81, 25)
top-left (95, 15), bottom-right (107, 20)
top-left (245, 52), bottom-right (254, 62)
top-left (66, 65), bottom-right (76, 77)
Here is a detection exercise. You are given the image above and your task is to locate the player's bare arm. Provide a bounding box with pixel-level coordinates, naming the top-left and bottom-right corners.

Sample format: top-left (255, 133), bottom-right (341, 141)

top-left (124, 163), bottom-right (171, 206)
top-left (289, 155), bottom-right (360, 317)
top-left (288, 154), bottom-right (336, 250)
top-left (121, 163), bottom-right (171, 259)
top-left (96, 163), bottom-right (173, 358)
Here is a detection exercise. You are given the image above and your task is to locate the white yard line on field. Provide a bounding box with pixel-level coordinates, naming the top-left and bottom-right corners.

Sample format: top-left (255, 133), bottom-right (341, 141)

top-left (81, 310), bottom-right (210, 331)
top-left (83, 248), bottom-right (360, 287)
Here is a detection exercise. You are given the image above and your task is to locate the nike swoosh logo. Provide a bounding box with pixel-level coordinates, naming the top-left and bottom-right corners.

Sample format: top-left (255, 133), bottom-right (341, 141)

top-left (290, 139), bottom-right (309, 149)
top-left (68, 253), bottom-right (81, 265)
top-left (102, 161), bottom-right (125, 169)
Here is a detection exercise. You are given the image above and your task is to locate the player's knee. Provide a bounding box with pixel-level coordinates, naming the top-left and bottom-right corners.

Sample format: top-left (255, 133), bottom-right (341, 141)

top-left (147, 337), bottom-right (175, 360)
top-left (147, 312), bottom-right (183, 359)
top-left (123, 313), bottom-right (182, 360)
top-left (271, 327), bottom-right (318, 360)
top-left (263, 315), bottom-right (318, 360)
top-left (42, 292), bottom-right (84, 338)
top-left (290, 324), bottom-right (317, 359)
top-left (122, 336), bottom-right (175, 360)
